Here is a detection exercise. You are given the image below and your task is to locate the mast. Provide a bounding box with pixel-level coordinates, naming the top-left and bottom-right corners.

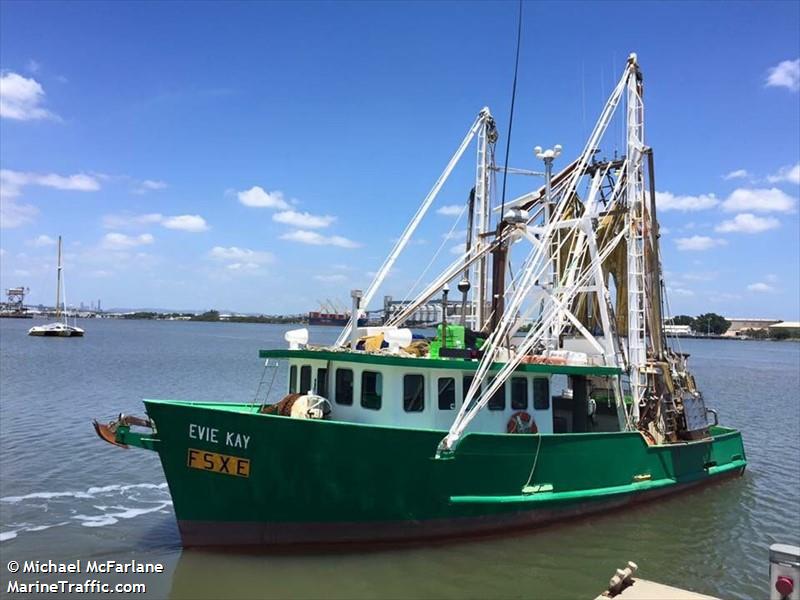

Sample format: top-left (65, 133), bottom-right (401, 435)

top-left (459, 188), bottom-right (476, 326)
top-left (624, 55), bottom-right (647, 423)
top-left (645, 148), bottom-right (665, 359)
top-left (474, 115), bottom-right (495, 332)
top-left (535, 144), bottom-right (563, 350)
top-left (438, 58), bottom-right (635, 455)
top-left (55, 235), bottom-right (63, 320)
top-left (488, 222), bottom-right (509, 333)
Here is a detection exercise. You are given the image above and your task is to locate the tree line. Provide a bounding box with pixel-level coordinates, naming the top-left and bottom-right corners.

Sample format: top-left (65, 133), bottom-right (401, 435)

top-left (190, 310), bottom-right (303, 324)
top-left (667, 313), bottom-right (731, 335)
top-left (120, 310), bottom-right (304, 324)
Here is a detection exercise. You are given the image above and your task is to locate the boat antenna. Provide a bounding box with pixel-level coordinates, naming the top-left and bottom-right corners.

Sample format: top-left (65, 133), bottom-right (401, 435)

top-left (498, 0), bottom-right (523, 221)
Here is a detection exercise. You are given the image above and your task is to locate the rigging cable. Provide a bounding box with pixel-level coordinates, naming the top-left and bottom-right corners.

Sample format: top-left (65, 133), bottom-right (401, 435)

top-left (498, 0), bottom-right (523, 220)
top-left (400, 201), bottom-right (469, 306)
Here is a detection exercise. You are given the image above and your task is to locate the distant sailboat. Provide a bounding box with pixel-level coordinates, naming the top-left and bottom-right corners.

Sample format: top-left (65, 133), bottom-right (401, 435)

top-left (28, 236), bottom-right (84, 338)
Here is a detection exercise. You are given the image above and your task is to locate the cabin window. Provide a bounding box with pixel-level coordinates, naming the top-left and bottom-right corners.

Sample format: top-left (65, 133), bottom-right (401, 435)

top-left (299, 365), bottom-right (312, 394)
top-left (511, 377), bottom-right (528, 410)
top-left (403, 374), bottom-right (425, 412)
top-left (335, 368), bottom-right (353, 405)
top-left (533, 378), bottom-right (550, 410)
top-left (289, 365), bottom-right (298, 393)
top-left (361, 371), bottom-right (382, 410)
top-left (438, 377), bottom-right (456, 410)
top-left (462, 375), bottom-right (476, 410)
top-left (317, 368), bottom-right (328, 397)
top-left (488, 377), bottom-right (506, 411)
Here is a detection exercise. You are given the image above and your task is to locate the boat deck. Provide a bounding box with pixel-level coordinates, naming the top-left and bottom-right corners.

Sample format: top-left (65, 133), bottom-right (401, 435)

top-left (258, 348), bottom-right (623, 376)
top-left (595, 577), bottom-right (720, 600)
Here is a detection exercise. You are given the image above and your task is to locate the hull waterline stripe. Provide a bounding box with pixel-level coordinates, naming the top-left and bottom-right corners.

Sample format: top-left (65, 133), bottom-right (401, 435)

top-left (449, 460), bottom-right (746, 505)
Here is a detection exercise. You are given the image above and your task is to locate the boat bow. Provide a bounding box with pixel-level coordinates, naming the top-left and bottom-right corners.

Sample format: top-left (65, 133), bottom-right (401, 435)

top-left (92, 414), bottom-right (159, 451)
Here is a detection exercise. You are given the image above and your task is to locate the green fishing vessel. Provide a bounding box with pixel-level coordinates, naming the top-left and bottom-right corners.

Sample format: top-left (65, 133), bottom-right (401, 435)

top-left (94, 55), bottom-right (745, 547)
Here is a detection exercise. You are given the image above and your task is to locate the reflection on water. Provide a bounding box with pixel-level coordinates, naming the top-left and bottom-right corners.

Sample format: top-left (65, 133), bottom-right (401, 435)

top-left (1, 318), bottom-right (798, 599)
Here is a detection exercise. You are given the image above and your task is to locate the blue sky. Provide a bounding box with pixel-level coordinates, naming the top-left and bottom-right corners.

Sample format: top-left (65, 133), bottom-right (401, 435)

top-left (1, 1), bottom-right (798, 318)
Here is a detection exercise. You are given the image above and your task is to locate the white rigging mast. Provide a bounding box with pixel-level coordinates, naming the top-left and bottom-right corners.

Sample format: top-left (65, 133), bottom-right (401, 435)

top-left (333, 54), bottom-right (669, 453)
top-left (473, 116), bottom-right (494, 331)
top-left (438, 55), bottom-right (643, 455)
top-left (625, 60), bottom-right (648, 422)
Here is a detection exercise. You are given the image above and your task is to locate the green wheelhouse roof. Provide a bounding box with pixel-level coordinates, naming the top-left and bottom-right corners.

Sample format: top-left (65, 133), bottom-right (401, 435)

top-left (258, 348), bottom-right (623, 376)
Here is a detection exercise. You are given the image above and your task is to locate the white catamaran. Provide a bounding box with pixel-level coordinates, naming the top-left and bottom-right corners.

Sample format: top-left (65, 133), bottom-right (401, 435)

top-left (28, 236), bottom-right (84, 338)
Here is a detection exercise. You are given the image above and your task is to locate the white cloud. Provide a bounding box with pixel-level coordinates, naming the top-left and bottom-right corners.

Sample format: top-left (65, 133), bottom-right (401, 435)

top-left (715, 213), bottom-right (780, 234)
top-left (747, 282), bottom-right (776, 293)
top-left (27, 234), bottom-right (56, 247)
top-left (655, 191), bottom-right (718, 212)
top-left (102, 213), bottom-right (163, 229)
top-left (225, 262), bottom-right (263, 271)
top-left (767, 163), bottom-right (800, 185)
top-left (133, 179), bottom-right (168, 194)
top-left (101, 233), bottom-right (154, 250)
top-left (141, 179), bottom-right (167, 190)
top-left (0, 169), bottom-right (100, 199)
top-left (0, 72), bottom-right (59, 120)
top-left (675, 236), bottom-right (727, 251)
top-left (36, 173), bottom-right (99, 191)
top-left (314, 274), bottom-right (348, 283)
top-left (390, 237), bottom-right (427, 246)
top-left (707, 291), bottom-right (741, 302)
top-left (280, 230), bottom-right (360, 248)
top-left (237, 186), bottom-right (289, 209)
top-left (450, 243), bottom-right (467, 255)
top-left (102, 212), bottom-right (208, 232)
top-left (0, 197), bottom-right (38, 228)
top-left (208, 246), bottom-right (274, 271)
top-left (273, 210), bottom-right (335, 229)
top-left (161, 215), bottom-right (209, 232)
top-left (442, 229), bottom-right (467, 241)
top-left (26, 59), bottom-right (41, 74)
top-left (682, 271), bottom-right (718, 281)
top-left (722, 169), bottom-right (749, 180)
top-left (668, 287), bottom-right (695, 297)
top-left (765, 58), bottom-right (800, 92)
top-left (721, 188), bottom-right (797, 213)
top-left (436, 204), bottom-right (464, 216)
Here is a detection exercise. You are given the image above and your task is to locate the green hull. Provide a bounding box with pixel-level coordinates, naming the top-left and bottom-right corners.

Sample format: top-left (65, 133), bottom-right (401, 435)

top-left (127, 399), bottom-right (746, 547)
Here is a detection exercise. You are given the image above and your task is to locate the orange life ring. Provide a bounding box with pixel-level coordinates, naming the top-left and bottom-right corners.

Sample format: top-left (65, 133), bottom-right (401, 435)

top-left (507, 411), bottom-right (538, 434)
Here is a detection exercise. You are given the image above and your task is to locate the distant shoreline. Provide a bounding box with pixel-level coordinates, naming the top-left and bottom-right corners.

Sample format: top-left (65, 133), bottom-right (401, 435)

top-left (667, 334), bottom-right (799, 342)
top-left (7, 314), bottom-right (797, 341)
top-left (119, 312), bottom-right (307, 325)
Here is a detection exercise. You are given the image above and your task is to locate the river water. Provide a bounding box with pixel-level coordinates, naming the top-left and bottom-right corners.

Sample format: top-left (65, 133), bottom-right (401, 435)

top-left (0, 318), bottom-right (798, 599)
